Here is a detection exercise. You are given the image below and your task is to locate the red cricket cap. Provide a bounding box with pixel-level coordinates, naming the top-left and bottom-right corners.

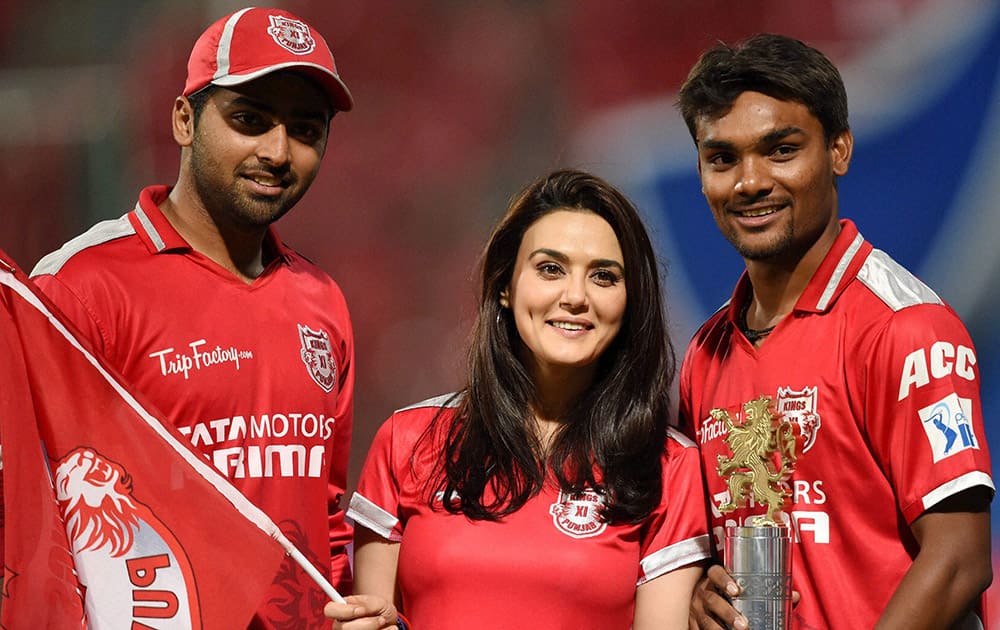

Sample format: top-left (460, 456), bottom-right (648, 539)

top-left (183, 7), bottom-right (353, 112)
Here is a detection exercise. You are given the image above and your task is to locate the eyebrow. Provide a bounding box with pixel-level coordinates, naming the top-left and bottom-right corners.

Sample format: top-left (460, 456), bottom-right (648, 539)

top-left (529, 248), bottom-right (625, 271)
top-left (699, 126), bottom-right (805, 152)
top-left (228, 95), bottom-right (330, 124)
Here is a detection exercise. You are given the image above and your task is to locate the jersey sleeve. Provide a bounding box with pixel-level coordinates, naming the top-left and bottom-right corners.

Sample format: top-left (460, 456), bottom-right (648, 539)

top-left (636, 428), bottom-right (713, 584)
top-left (30, 272), bottom-right (110, 356)
top-left (327, 290), bottom-right (355, 592)
top-left (348, 414), bottom-right (405, 542)
top-left (863, 303), bottom-right (993, 524)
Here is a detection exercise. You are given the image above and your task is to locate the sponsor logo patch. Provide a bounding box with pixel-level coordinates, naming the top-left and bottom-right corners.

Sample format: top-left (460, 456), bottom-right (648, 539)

top-left (298, 325), bottom-right (336, 393)
top-left (917, 393), bottom-right (978, 462)
top-left (148, 338), bottom-right (253, 380)
top-left (549, 490), bottom-right (607, 539)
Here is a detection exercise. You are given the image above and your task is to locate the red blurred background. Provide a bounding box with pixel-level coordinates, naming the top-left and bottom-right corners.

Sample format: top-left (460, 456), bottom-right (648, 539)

top-left (1, 0), bottom-right (995, 616)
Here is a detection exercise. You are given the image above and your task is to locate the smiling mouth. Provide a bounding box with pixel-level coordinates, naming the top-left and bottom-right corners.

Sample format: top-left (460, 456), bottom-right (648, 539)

top-left (736, 203), bottom-right (787, 218)
top-left (550, 321), bottom-right (591, 331)
top-left (246, 174), bottom-right (286, 187)
top-left (733, 199), bottom-right (788, 218)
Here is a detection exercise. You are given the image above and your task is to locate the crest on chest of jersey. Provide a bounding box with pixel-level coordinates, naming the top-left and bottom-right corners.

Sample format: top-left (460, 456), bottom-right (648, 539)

top-left (298, 324), bottom-right (337, 393)
top-left (775, 386), bottom-right (822, 453)
top-left (267, 15), bottom-right (316, 55)
top-left (549, 489), bottom-right (607, 539)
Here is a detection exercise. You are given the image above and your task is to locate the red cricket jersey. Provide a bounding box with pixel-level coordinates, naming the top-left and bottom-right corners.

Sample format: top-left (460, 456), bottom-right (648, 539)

top-left (348, 393), bottom-right (712, 629)
top-left (679, 220), bottom-right (994, 629)
top-left (30, 185), bottom-right (355, 629)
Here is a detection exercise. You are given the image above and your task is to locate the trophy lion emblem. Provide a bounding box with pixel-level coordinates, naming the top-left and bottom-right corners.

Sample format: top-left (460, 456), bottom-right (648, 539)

top-left (714, 396), bottom-right (798, 525)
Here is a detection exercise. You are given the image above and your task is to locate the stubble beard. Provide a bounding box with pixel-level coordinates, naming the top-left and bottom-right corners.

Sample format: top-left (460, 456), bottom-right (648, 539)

top-left (724, 219), bottom-right (795, 262)
top-left (189, 143), bottom-right (302, 230)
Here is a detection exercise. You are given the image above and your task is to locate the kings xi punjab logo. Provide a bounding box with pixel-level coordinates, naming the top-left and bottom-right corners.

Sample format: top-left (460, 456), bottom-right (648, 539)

top-left (549, 490), bottom-right (607, 539)
top-left (298, 324), bottom-right (337, 393)
top-left (54, 447), bottom-right (197, 628)
top-left (267, 15), bottom-right (316, 55)
top-left (776, 386), bottom-right (822, 452)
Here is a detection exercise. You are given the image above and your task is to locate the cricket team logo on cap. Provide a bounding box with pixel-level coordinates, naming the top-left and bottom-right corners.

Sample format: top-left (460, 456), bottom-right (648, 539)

top-left (267, 14), bottom-right (316, 55)
top-left (549, 489), bottom-right (607, 539)
top-left (775, 385), bottom-right (822, 452)
top-left (298, 324), bottom-right (337, 392)
top-left (55, 447), bottom-right (198, 628)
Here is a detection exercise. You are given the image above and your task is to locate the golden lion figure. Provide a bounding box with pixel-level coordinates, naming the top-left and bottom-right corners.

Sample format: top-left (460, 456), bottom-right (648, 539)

top-left (715, 396), bottom-right (798, 526)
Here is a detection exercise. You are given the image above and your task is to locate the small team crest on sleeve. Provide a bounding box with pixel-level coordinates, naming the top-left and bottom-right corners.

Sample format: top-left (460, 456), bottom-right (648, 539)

top-left (297, 324), bottom-right (336, 393)
top-left (918, 393), bottom-right (978, 462)
top-left (776, 386), bottom-right (822, 452)
top-left (549, 490), bottom-right (607, 539)
top-left (267, 15), bottom-right (316, 55)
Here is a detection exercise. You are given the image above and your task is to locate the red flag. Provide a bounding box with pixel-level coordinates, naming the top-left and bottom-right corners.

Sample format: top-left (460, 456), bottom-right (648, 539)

top-left (0, 252), bottom-right (310, 628)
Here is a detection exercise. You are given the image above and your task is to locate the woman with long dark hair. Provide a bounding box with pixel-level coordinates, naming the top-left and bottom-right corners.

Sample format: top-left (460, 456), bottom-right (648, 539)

top-left (327, 169), bottom-right (710, 629)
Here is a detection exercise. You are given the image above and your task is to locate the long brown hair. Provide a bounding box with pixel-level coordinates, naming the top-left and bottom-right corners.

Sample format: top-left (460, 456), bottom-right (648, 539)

top-left (431, 169), bottom-right (676, 524)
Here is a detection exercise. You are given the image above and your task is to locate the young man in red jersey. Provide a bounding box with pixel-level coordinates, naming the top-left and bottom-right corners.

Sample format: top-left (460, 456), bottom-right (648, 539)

top-left (676, 33), bottom-right (992, 629)
top-left (31, 7), bottom-right (376, 627)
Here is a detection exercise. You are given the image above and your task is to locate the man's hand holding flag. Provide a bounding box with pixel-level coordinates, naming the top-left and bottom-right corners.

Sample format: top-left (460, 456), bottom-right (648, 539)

top-left (0, 251), bottom-right (341, 628)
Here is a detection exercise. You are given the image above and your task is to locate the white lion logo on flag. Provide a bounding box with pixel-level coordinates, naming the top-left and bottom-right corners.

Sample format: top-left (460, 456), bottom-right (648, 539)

top-left (54, 447), bottom-right (198, 629)
top-left (56, 448), bottom-right (140, 557)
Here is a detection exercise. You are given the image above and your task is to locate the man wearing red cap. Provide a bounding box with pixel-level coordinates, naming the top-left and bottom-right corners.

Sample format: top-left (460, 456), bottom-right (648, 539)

top-left (31, 7), bottom-right (372, 628)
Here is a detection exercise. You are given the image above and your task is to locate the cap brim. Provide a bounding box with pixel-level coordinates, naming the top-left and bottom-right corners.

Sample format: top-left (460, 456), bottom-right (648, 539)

top-left (211, 62), bottom-right (354, 112)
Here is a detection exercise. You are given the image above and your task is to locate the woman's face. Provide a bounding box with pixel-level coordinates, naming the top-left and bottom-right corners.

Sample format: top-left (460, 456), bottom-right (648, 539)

top-left (505, 209), bottom-right (627, 388)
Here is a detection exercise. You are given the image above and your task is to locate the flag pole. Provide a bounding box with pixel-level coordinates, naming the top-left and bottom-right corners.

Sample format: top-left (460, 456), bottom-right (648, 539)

top-left (0, 264), bottom-right (349, 609)
top-left (273, 532), bottom-right (347, 604)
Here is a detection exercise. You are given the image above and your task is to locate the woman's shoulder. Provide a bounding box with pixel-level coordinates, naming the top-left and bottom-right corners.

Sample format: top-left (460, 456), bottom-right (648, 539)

top-left (661, 426), bottom-right (701, 465)
top-left (379, 391), bottom-right (464, 445)
top-left (393, 391), bottom-right (464, 416)
top-left (665, 426), bottom-right (697, 450)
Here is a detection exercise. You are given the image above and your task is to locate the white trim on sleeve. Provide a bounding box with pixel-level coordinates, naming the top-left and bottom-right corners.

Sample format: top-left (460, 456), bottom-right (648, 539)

top-left (922, 470), bottom-right (995, 511)
top-left (637, 534), bottom-right (712, 585)
top-left (347, 492), bottom-right (402, 542)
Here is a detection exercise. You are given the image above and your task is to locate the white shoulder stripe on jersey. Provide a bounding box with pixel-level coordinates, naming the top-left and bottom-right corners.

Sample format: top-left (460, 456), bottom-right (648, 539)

top-left (347, 493), bottom-right (401, 542)
top-left (815, 232), bottom-right (865, 311)
top-left (133, 202), bottom-right (166, 252)
top-left (858, 248), bottom-right (943, 312)
top-left (396, 391), bottom-right (464, 414)
top-left (638, 534), bottom-right (712, 585)
top-left (922, 470), bottom-right (994, 512)
top-left (667, 426), bottom-right (697, 449)
top-left (30, 214), bottom-right (135, 277)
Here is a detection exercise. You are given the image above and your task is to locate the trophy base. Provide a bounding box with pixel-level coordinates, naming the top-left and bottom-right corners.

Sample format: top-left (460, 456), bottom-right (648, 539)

top-left (725, 525), bottom-right (792, 630)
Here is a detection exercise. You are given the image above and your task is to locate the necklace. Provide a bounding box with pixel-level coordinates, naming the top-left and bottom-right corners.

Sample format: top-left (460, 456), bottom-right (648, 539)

top-left (739, 294), bottom-right (777, 343)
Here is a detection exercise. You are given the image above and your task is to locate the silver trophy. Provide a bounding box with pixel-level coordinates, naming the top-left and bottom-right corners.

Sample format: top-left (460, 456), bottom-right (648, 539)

top-left (713, 396), bottom-right (798, 630)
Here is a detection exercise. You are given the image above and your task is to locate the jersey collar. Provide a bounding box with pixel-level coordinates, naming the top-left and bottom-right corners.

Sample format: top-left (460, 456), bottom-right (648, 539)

top-left (726, 219), bottom-right (873, 326)
top-left (128, 185), bottom-right (293, 264)
top-left (795, 219), bottom-right (872, 313)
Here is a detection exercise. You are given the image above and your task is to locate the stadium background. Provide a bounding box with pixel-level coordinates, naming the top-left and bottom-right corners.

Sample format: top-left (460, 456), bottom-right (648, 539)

top-left (0, 0), bottom-right (996, 614)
